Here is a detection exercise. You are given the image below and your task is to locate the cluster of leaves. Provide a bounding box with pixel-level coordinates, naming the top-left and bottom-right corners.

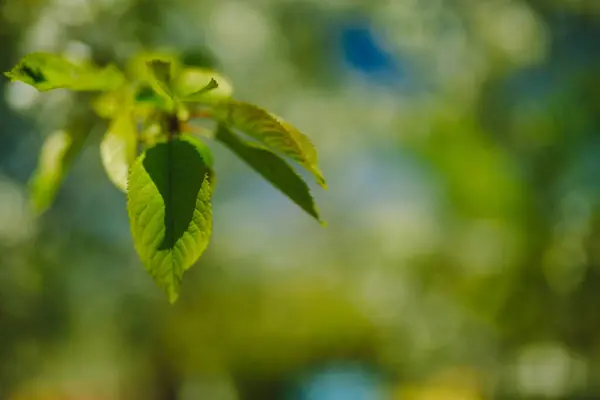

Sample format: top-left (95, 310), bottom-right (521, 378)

top-left (5, 52), bottom-right (327, 302)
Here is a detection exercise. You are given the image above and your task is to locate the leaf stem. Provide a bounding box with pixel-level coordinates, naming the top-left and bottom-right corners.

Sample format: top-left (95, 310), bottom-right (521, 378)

top-left (167, 114), bottom-right (179, 141)
top-left (190, 110), bottom-right (213, 119)
top-left (182, 123), bottom-right (213, 139)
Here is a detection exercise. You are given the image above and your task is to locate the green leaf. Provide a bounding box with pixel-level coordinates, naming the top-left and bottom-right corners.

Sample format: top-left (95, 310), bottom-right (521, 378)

top-left (127, 136), bottom-right (214, 302)
top-left (147, 60), bottom-right (171, 82)
top-left (93, 86), bottom-right (136, 119)
top-left (29, 129), bottom-right (87, 214)
top-left (100, 110), bottom-right (137, 192)
top-left (212, 100), bottom-right (326, 188)
top-left (127, 51), bottom-right (180, 83)
top-left (5, 52), bottom-right (124, 92)
top-left (216, 125), bottom-right (322, 222)
top-left (130, 85), bottom-right (174, 114)
top-left (134, 85), bottom-right (164, 105)
top-left (92, 90), bottom-right (120, 119)
top-left (187, 78), bottom-right (218, 98)
top-left (175, 67), bottom-right (233, 103)
top-left (145, 60), bottom-right (174, 108)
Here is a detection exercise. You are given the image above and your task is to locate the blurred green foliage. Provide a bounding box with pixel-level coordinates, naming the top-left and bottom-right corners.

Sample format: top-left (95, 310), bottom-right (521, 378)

top-left (1, 0), bottom-right (600, 399)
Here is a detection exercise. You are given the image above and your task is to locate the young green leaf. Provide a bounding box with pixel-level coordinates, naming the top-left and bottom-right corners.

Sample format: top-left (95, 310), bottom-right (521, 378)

top-left (127, 136), bottom-right (214, 302)
top-left (216, 125), bottom-right (322, 222)
top-left (100, 110), bottom-right (137, 192)
top-left (134, 85), bottom-right (170, 110)
top-left (93, 86), bottom-right (137, 119)
top-left (147, 60), bottom-right (171, 83)
top-left (212, 100), bottom-right (327, 188)
top-left (146, 60), bottom-right (174, 108)
top-left (29, 129), bottom-right (87, 214)
top-left (92, 90), bottom-right (120, 119)
top-left (175, 67), bottom-right (233, 103)
top-left (187, 78), bottom-right (218, 98)
top-left (5, 52), bottom-right (124, 92)
top-left (127, 51), bottom-right (180, 83)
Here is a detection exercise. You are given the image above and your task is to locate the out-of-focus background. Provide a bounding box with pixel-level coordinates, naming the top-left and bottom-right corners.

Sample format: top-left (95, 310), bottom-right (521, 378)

top-left (1, 0), bottom-right (600, 398)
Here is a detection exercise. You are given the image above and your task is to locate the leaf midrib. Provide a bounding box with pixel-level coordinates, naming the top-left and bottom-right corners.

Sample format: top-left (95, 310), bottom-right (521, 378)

top-left (166, 137), bottom-right (174, 252)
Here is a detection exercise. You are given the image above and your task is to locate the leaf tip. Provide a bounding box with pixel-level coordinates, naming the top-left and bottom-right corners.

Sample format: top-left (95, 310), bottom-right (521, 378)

top-left (182, 77), bottom-right (220, 102)
top-left (146, 59), bottom-right (171, 70)
top-left (168, 290), bottom-right (180, 304)
top-left (309, 166), bottom-right (327, 189)
top-left (311, 206), bottom-right (326, 226)
top-left (317, 175), bottom-right (328, 190)
top-left (207, 78), bottom-right (218, 90)
top-left (163, 280), bottom-right (181, 304)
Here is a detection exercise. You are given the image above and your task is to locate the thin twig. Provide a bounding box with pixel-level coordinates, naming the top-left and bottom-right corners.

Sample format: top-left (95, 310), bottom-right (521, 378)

top-left (189, 110), bottom-right (213, 119)
top-left (182, 123), bottom-right (212, 138)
